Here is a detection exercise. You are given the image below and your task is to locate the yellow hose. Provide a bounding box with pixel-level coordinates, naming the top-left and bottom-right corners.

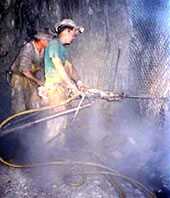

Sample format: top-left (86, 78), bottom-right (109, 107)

top-left (0, 91), bottom-right (156, 197)
top-left (0, 157), bottom-right (119, 172)
top-left (0, 94), bottom-right (79, 129)
top-left (0, 157), bottom-right (155, 197)
top-left (75, 171), bottom-right (156, 198)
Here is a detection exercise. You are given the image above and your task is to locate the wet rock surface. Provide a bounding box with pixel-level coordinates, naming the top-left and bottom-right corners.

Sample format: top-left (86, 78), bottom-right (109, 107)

top-left (0, 158), bottom-right (153, 198)
top-left (0, 120), bottom-right (155, 198)
top-left (0, 101), bottom-right (161, 198)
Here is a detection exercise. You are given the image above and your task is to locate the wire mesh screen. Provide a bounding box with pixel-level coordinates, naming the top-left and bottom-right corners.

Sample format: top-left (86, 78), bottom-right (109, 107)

top-left (128, 0), bottom-right (170, 117)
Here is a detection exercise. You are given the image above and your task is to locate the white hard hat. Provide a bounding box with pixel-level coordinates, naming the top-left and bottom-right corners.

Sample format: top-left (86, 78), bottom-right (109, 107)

top-left (55, 19), bottom-right (84, 34)
top-left (34, 32), bottom-right (53, 40)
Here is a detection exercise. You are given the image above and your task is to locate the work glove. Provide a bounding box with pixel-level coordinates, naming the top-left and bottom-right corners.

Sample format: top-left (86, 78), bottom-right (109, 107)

top-left (77, 80), bottom-right (88, 92)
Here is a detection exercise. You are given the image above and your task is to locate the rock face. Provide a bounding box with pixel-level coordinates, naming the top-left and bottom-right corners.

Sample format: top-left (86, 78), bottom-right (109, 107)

top-left (62, 0), bottom-right (131, 92)
top-left (0, 148), bottom-right (154, 198)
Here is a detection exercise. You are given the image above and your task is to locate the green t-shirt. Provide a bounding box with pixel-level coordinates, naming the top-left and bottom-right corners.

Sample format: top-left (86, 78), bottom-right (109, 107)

top-left (44, 39), bottom-right (69, 83)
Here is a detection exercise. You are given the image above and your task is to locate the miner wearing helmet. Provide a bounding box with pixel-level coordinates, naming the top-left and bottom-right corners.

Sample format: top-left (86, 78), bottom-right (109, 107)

top-left (11, 32), bottom-right (52, 114)
top-left (41, 19), bottom-right (87, 143)
top-left (42, 19), bottom-right (86, 106)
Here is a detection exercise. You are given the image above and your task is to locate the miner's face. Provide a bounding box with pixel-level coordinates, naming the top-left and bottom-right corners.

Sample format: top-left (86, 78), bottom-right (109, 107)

top-left (40, 39), bottom-right (49, 48)
top-left (63, 27), bottom-right (79, 44)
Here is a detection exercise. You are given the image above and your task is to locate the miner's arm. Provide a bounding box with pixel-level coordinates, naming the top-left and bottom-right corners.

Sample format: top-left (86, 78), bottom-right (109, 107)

top-left (51, 57), bottom-right (79, 94)
top-left (64, 60), bottom-right (88, 91)
top-left (19, 43), bottom-right (43, 86)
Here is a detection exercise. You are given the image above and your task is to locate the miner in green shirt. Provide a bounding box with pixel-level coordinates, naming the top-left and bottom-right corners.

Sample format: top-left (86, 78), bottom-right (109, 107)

top-left (41, 19), bottom-right (87, 143)
top-left (43, 19), bottom-right (86, 106)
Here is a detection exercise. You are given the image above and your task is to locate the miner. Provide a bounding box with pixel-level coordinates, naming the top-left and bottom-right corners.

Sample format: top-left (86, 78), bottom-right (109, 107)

top-left (11, 32), bottom-right (52, 114)
top-left (42, 19), bottom-right (86, 105)
top-left (40, 19), bottom-right (87, 143)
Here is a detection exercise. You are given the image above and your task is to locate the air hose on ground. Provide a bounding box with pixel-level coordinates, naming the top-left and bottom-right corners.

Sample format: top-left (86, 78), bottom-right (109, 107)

top-left (0, 91), bottom-right (157, 197)
top-left (0, 157), bottom-right (155, 197)
top-left (0, 93), bottom-right (80, 130)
